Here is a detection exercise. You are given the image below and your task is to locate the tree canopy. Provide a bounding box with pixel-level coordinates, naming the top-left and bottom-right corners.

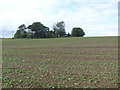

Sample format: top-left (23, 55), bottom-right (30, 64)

top-left (14, 24), bottom-right (27, 38)
top-left (53, 21), bottom-right (66, 37)
top-left (28, 22), bottom-right (49, 38)
top-left (71, 27), bottom-right (85, 37)
top-left (14, 21), bottom-right (85, 38)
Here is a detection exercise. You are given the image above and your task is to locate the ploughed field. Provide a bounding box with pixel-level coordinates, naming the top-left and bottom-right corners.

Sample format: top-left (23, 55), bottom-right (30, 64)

top-left (2, 37), bottom-right (118, 88)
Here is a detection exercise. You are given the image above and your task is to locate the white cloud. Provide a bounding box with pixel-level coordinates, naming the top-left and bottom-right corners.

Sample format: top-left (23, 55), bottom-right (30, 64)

top-left (0, 0), bottom-right (118, 37)
top-left (76, 0), bottom-right (119, 2)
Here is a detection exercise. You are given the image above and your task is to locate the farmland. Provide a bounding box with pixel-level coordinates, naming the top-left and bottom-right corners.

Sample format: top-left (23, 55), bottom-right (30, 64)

top-left (2, 36), bottom-right (118, 88)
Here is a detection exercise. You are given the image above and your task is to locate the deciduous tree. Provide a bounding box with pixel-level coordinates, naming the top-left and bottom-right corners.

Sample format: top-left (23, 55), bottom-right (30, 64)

top-left (53, 21), bottom-right (66, 37)
top-left (71, 27), bottom-right (85, 37)
top-left (14, 24), bottom-right (27, 38)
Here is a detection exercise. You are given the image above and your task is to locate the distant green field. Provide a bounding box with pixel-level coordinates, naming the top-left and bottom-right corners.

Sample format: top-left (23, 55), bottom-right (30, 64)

top-left (2, 36), bottom-right (118, 88)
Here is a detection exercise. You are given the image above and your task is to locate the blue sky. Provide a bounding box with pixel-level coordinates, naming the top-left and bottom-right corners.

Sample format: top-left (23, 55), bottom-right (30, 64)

top-left (0, 0), bottom-right (118, 38)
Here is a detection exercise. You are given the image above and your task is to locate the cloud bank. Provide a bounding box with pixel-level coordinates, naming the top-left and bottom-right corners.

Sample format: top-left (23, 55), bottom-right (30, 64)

top-left (0, 0), bottom-right (118, 37)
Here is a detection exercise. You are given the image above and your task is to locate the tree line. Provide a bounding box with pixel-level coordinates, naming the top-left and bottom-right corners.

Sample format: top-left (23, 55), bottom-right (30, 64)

top-left (14, 21), bottom-right (85, 38)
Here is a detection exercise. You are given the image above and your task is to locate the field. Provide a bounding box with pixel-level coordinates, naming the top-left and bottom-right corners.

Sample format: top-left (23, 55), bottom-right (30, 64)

top-left (2, 36), bottom-right (118, 88)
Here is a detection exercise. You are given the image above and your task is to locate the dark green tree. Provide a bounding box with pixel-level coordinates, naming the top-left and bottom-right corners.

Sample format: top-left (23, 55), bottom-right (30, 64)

top-left (28, 22), bottom-right (49, 38)
top-left (71, 27), bottom-right (85, 37)
top-left (27, 25), bottom-right (33, 38)
top-left (67, 33), bottom-right (71, 37)
top-left (14, 30), bottom-right (21, 38)
top-left (18, 24), bottom-right (26, 31)
top-left (14, 24), bottom-right (27, 38)
top-left (47, 30), bottom-right (55, 38)
top-left (14, 30), bottom-right (27, 38)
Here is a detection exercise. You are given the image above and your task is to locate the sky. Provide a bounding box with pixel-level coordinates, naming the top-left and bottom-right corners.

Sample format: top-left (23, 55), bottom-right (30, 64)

top-left (0, 0), bottom-right (119, 38)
